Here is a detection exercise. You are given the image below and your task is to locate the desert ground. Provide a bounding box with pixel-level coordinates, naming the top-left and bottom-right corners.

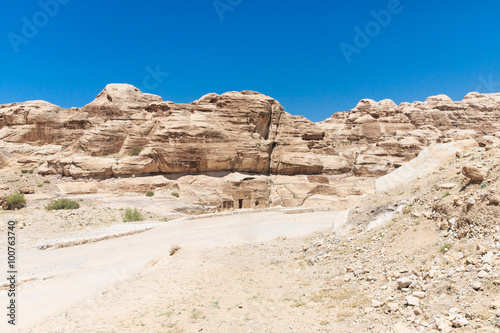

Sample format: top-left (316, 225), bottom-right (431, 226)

top-left (0, 143), bottom-right (499, 333)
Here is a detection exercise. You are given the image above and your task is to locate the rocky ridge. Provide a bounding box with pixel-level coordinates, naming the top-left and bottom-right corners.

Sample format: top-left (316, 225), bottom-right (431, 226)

top-left (1, 85), bottom-right (500, 211)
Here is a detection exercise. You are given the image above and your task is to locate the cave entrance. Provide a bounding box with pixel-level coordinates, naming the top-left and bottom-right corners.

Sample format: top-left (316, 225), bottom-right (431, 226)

top-left (238, 199), bottom-right (243, 209)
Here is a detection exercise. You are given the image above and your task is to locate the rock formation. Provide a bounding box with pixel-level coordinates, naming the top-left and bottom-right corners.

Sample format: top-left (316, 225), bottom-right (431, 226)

top-left (318, 92), bottom-right (500, 176)
top-left (1, 84), bottom-right (500, 211)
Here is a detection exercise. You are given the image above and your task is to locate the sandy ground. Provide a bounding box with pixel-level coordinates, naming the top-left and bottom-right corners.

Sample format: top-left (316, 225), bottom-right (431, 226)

top-left (0, 210), bottom-right (347, 332)
top-left (1, 144), bottom-right (499, 332)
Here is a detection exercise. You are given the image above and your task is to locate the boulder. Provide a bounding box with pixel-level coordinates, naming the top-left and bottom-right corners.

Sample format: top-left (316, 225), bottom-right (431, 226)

top-left (461, 164), bottom-right (485, 182)
top-left (18, 186), bottom-right (34, 194)
top-left (57, 182), bottom-right (98, 194)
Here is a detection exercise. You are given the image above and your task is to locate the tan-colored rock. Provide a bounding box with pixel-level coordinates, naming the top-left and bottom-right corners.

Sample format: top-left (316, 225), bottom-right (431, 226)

top-left (472, 281), bottom-right (482, 290)
top-left (387, 302), bottom-right (399, 312)
top-left (57, 182), bottom-right (98, 194)
top-left (101, 175), bottom-right (178, 193)
top-left (18, 186), bottom-right (34, 194)
top-left (65, 157), bottom-right (116, 178)
top-left (488, 194), bottom-right (500, 206)
top-left (405, 296), bottom-right (420, 306)
top-left (461, 164), bottom-right (485, 181)
top-left (112, 156), bottom-right (160, 176)
top-left (318, 92), bottom-right (500, 179)
top-left (2, 85), bottom-right (500, 215)
top-left (398, 277), bottom-right (412, 289)
top-left (0, 100), bottom-right (90, 146)
top-left (392, 322), bottom-right (417, 333)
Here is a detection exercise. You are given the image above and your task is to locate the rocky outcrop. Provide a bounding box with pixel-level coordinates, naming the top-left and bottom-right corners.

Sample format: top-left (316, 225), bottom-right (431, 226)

top-left (318, 92), bottom-right (500, 176)
top-left (0, 100), bottom-right (91, 146)
top-left (1, 84), bottom-right (500, 211)
top-left (2, 84), bottom-right (345, 178)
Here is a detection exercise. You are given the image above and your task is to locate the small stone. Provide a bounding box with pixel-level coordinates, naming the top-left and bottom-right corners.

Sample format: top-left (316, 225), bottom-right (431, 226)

top-left (413, 291), bottom-right (426, 299)
top-left (387, 302), bottom-right (399, 312)
top-left (467, 197), bottom-right (476, 208)
top-left (489, 195), bottom-right (500, 206)
top-left (397, 277), bottom-right (412, 289)
top-left (18, 186), bottom-right (34, 194)
top-left (481, 251), bottom-right (494, 263)
top-left (366, 275), bottom-right (376, 282)
top-left (439, 220), bottom-right (450, 231)
top-left (405, 296), bottom-right (420, 306)
top-left (435, 317), bottom-right (452, 333)
top-left (464, 257), bottom-right (477, 266)
top-left (476, 244), bottom-right (488, 254)
top-left (472, 281), bottom-right (483, 290)
top-left (452, 315), bottom-right (469, 328)
top-left (462, 164), bottom-right (485, 182)
top-left (371, 300), bottom-right (384, 308)
top-left (478, 270), bottom-right (489, 278)
top-left (413, 307), bottom-right (423, 316)
top-left (440, 183), bottom-right (456, 190)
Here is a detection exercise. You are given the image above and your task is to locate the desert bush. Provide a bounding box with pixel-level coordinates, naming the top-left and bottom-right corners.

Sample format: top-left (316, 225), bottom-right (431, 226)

top-left (46, 199), bottom-right (80, 211)
top-left (440, 242), bottom-right (452, 253)
top-left (21, 169), bottom-right (33, 174)
top-left (129, 146), bottom-right (144, 156)
top-left (5, 193), bottom-right (26, 210)
top-left (172, 192), bottom-right (179, 197)
top-left (123, 208), bottom-right (144, 222)
top-left (145, 191), bottom-right (155, 197)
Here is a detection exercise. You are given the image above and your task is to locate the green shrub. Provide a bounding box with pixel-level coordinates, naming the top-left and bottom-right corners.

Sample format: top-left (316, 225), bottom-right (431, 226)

top-left (46, 199), bottom-right (80, 211)
top-left (5, 193), bottom-right (26, 210)
top-left (145, 191), bottom-right (155, 197)
top-left (21, 169), bottom-right (33, 174)
top-left (123, 208), bottom-right (144, 222)
top-left (37, 184), bottom-right (43, 187)
top-left (129, 146), bottom-right (144, 156)
top-left (440, 243), bottom-right (452, 253)
top-left (43, 180), bottom-right (50, 184)
top-left (172, 192), bottom-right (179, 197)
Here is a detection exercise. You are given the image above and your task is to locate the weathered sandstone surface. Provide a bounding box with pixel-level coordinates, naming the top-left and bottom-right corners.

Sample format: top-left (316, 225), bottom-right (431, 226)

top-left (318, 92), bottom-right (500, 176)
top-left (1, 84), bottom-right (500, 211)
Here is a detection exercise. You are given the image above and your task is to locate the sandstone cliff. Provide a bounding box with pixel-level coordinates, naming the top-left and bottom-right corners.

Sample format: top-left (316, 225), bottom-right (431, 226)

top-left (318, 92), bottom-right (500, 176)
top-left (1, 85), bottom-right (500, 211)
top-left (0, 84), bottom-right (348, 178)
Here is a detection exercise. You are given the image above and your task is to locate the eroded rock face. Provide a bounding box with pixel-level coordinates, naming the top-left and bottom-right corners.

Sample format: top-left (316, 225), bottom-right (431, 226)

top-left (1, 85), bottom-right (500, 211)
top-left (2, 84), bottom-right (341, 177)
top-left (0, 101), bottom-right (90, 146)
top-left (318, 93), bottom-right (500, 176)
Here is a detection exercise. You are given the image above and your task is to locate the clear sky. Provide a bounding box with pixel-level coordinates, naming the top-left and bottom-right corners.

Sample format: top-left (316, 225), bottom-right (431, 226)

top-left (1, 0), bottom-right (500, 122)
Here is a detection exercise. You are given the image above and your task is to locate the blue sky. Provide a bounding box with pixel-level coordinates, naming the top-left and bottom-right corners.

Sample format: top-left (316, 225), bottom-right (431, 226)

top-left (1, 0), bottom-right (499, 122)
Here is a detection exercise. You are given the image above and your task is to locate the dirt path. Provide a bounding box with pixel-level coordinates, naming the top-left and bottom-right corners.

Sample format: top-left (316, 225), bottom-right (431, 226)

top-left (0, 209), bottom-right (347, 332)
